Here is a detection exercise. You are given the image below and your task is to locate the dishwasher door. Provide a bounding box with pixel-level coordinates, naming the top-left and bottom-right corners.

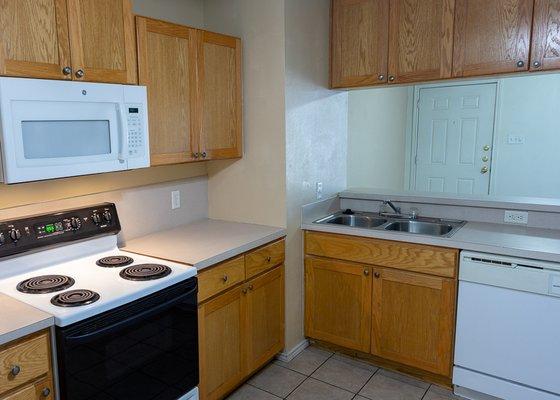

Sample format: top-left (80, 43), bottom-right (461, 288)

top-left (454, 252), bottom-right (560, 399)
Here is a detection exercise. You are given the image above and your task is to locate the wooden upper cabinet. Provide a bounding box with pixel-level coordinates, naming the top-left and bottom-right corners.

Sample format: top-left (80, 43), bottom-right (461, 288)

top-left (330, 0), bottom-right (389, 88)
top-left (0, 0), bottom-right (71, 80)
top-left (305, 256), bottom-right (372, 352)
top-left (370, 268), bottom-right (456, 377)
top-left (197, 31), bottom-right (243, 160)
top-left (67, 0), bottom-right (137, 83)
top-left (530, 0), bottom-right (560, 71)
top-left (388, 0), bottom-right (455, 84)
top-left (136, 17), bottom-right (198, 166)
top-left (453, 0), bottom-right (533, 77)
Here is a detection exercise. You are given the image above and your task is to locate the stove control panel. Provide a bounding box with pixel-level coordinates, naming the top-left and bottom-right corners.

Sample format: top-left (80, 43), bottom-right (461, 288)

top-left (0, 203), bottom-right (120, 259)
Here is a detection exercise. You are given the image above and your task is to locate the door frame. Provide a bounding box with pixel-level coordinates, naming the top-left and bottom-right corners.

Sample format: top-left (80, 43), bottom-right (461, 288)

top-left (405, 78), bottom-right (502, 195)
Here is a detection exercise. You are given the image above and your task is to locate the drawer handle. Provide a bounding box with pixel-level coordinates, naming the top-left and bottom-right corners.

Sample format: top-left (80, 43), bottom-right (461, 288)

top-left (10, 365), bottom-right (21, 376)
top-left (42, 388), bottom-right (51, 397)
top-left (266, 256), bottom-right (272, 263)
top-left (222, 274), bottom-right (229, 283)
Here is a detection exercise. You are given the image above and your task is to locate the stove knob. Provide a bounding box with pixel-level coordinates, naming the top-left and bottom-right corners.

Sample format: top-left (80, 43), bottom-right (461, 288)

top-left (70, 218), bottom-right (82, 230)
top-left (9, 229), bottom-right (21, 242)
top-left (0, 233), bottom-right (4, 245)
top-left (103, 211), bottom-right (112, 222)
top-left (92, 213), bottom-right (102, 224)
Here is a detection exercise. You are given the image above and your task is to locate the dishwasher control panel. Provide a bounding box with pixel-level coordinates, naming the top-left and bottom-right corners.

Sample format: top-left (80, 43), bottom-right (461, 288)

top-left (549, 275), bottom-right (560, 297)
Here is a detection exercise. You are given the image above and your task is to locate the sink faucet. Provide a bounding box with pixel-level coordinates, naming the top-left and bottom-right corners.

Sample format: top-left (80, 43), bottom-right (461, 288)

top-left (383, 200), bottom-right (401, 215)
top-left (381, 201), bottom-right (419, 219)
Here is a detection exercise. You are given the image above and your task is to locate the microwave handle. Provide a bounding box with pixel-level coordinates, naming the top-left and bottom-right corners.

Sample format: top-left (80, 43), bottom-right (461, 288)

top-left (117, 104), bottom-right (129, 163)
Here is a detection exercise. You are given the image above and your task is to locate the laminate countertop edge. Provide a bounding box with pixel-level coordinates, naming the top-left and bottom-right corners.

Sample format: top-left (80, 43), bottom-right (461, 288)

top-left (122, 219), bottom-right (287, 271)
top-left (0, 293), bottom-right (54, 346)
top-left (302, 222), bottom-right (560, 264)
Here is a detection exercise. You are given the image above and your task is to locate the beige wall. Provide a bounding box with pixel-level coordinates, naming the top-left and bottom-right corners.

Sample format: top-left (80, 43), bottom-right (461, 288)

top-left (204, 0), bottom-right (287, 228)
top-left (284, 0), bottom-right (348, 350)
top-left (0, 0), bottom-right (207, 211)
top-left (347, 87), bottom-right (409, 190)
top-left (132, 0), bottom-right (204, 26)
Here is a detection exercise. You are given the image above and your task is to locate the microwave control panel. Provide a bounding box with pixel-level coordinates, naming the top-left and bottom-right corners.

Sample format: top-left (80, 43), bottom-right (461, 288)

top-left (126, 104), bottom-right (145, 157)
top-left (0, 203), bottom-right (121, 259)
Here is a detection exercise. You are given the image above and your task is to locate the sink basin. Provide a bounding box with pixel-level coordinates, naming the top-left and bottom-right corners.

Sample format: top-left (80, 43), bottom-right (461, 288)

top-left (384, 221), bottom-right (453, 236)
top-left (322, 214), bottom-right (387, 229)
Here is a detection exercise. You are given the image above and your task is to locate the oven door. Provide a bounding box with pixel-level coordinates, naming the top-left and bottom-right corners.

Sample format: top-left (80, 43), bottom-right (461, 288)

top-left (0, 77), bottom-right (129, 183)
top-left (56, 278), bottom-right (198, 400)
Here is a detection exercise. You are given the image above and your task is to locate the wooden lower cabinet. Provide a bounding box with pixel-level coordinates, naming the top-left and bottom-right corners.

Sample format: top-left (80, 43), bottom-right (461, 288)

top-left (1, 377), bottom-right (54, 400)
top-left (198, 264), bottom-right (285, 400)
top-left (305, 257), bottom-right (372, 353)
top-left (304, 231), bottom-right (458, 382)
top-left (370, 267), bottom-right (456, 376)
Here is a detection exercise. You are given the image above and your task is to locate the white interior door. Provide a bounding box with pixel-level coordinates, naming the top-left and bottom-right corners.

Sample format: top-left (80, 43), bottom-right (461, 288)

top-left (414, 83), bottom-right (497, 195)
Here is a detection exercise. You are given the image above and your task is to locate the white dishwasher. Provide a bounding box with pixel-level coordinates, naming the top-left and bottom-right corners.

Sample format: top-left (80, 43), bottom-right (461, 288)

top-left (454, 251), bottom-right (560, 400)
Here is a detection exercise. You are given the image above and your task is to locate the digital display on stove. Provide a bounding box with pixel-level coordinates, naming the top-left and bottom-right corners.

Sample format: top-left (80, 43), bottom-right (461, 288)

top-left (45, 224), bottom-right (56, 234)
top-left (35, 221), bottom-right (64, 237)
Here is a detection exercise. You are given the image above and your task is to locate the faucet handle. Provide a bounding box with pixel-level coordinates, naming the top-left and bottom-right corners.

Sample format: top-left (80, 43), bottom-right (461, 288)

top-left (409, 208), bottom-right (419, 219)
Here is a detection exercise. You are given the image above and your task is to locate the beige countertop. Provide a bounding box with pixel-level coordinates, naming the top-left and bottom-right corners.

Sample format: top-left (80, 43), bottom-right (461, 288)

top-left (301, 221), bottom-right (560, 263)
top-left (122, 218), bottom-right (287, 270)
top-left (0, 294), bottom-right (54, 346)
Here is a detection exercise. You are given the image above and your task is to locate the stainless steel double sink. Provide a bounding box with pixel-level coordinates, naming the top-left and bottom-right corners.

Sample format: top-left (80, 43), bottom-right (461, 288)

top-left (313, 211), bottom-right (465, 238)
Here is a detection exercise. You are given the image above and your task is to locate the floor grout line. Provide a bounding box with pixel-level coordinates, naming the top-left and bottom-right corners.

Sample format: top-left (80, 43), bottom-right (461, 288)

top-left (283, 351), bottom-right (335, 398)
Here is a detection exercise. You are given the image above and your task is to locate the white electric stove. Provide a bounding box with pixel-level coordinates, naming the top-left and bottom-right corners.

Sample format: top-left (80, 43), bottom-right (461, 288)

top-left (0, 203), bottom-right (199, 400)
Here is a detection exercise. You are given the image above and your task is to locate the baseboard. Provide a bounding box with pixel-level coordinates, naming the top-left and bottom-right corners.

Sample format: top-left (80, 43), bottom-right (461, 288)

top-left (276, 339), bottom-right (309, 363)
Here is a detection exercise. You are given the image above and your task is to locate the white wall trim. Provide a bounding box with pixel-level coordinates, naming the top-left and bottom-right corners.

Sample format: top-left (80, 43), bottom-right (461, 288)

top-left (276, 339), bottom-right (309, 363)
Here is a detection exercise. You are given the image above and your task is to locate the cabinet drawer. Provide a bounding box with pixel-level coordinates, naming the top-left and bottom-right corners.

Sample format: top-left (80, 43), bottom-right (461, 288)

top-left (245, 240), bottom-right (285, 279)
top-left (0, 333), bottom-right (50, 395)
top-left (198, 256), bottom-right (245, 303)
top-left (305, 231), bottom-right (458, 278)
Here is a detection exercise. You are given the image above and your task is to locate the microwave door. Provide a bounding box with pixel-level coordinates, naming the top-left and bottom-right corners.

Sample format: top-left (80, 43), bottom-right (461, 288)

top-left (4, 100), bottom-right (127, 183)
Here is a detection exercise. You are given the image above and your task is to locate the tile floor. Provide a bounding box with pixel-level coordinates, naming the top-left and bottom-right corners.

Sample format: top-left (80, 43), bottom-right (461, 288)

top-left (226, 345), bottom-right (462, 400)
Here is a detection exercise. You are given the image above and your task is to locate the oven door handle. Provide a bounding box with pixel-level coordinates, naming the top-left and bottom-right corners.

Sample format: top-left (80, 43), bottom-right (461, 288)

top-left (64, 285), bottom-right (197, 345)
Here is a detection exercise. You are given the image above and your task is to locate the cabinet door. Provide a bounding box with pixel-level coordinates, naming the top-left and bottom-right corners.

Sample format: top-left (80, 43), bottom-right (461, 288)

top-left (136, 17), bottom-right (198, 166)
top-left (305, 256), bottom-right (372, 352)
top-left (197, 31), bottom-right (242, 160)
top-left (453, 0), bottom-right (533, 77)
top-left (388, 0), bottom-right (454, 83)
top-left (198, 287), bottom-right (246, 400)
top-left (0, 0), bottom-right (71, 80)
top-left (371, 268), bottom-right (456, 377)
top-left (67, 0), bottom-right (137, 83)
top-left (246, 265), bottom-right (285, 372)
top-left (331, 0), bottom-right (389, 88)
top-left (530, 0), bottom-right (560, 71)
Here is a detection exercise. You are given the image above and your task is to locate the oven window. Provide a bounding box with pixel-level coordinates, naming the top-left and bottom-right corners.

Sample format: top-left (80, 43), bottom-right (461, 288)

top-left (57, 282), bottom-right (198, 400)
top-left (21, 120), bottom-right (111, 159)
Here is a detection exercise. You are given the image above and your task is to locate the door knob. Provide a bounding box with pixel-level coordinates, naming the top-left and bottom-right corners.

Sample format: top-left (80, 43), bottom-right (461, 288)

top-left (75, 69), bottom-right (85, 78)
top-left (481, 166), bottom-right (489, 174)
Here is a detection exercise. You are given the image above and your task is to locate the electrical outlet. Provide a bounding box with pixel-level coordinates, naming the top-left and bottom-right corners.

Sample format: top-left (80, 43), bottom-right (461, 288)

top-left (171, 190), bottom-right (181, 210)
top-left (316, 182), bottom-right (323, 200)
top-left (507, 135), bottom-right (526, 144)
top-left (504, 210), bottom-right (528, 224)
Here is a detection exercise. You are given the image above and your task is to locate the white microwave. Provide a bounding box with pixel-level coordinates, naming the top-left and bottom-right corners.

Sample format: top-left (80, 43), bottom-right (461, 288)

top-left (0, 77), bottom-right (150, 184)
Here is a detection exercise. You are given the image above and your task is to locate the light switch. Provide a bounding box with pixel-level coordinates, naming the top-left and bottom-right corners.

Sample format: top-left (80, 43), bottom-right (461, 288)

top-left (171, 190), bottom-right (181, 210)
top-left (507, 135), bottom-right (525, 144)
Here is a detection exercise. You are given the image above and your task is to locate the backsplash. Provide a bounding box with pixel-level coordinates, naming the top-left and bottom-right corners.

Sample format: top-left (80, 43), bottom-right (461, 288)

top-left (0, 176), bottom-right (208, 244)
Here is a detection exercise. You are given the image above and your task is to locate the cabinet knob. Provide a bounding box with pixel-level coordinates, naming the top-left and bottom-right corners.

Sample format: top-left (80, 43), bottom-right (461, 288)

top-left (75, 69), bottom-right (85, 78)
top-left (10, 365), bottom-right (21, 376)
top-left (388, 75), bottom-right (395, 82)
top-left (222, 274), bottom-right (228, 282)
top-left (62, 66), bottom-right (72, 75)
top-left (481, 165), bottom-right (489, 174)
top-left (364, 269), bottom-right (369, 276)
top-left (516, 60), bottom-right (525, 68)
top-left (193, 152), bottom-right (199, 159)
top-left (374, 272), bottom-right (381, 278)
top-left (42, 388), bottom-right (51, 397)
top-left (266, 256), bottom-right (272, 263)
top-left (248, 284), bottom-right (254, 291)
top-left (378, 74), bottom-right (385, 81)
top-left (201, 152), bottom-right (207, 158)
top-left (533, 60), bottom-right (542, 68)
